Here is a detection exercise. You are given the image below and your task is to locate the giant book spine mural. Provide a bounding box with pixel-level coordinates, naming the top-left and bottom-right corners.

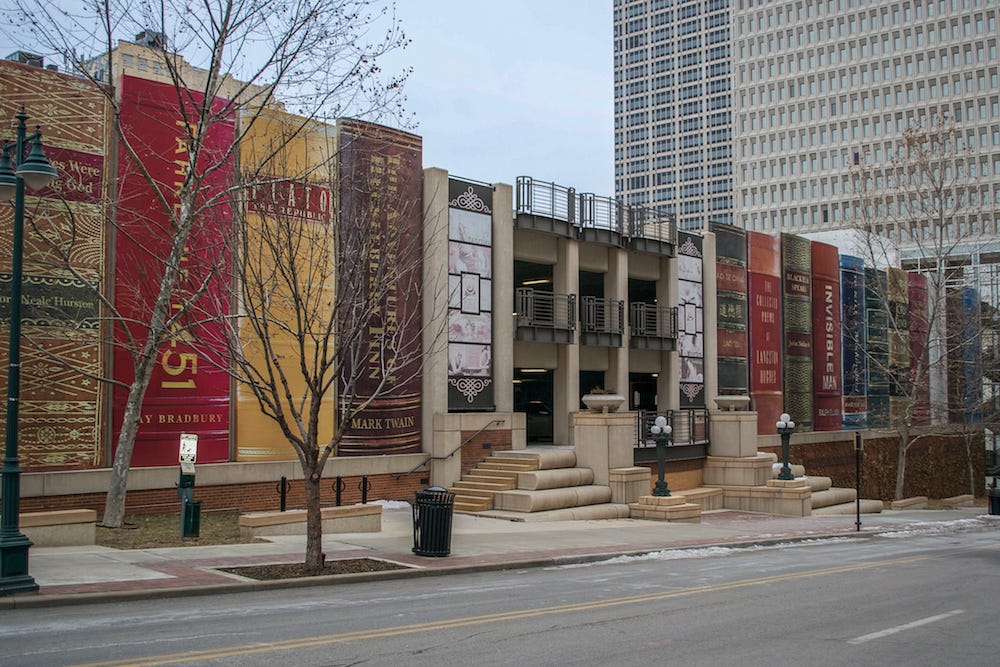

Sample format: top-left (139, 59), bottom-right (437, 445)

top-left (865, 268), bottom-right (890, 428)
top-left (781, 233), bottom-right (813, 432)
top-left (236, 108), bottom-right (336, 460)
top-left (0, 61), bottom-right (108, 470)
top-left (810, 241), bottom-right (841, 431)
top-left (112, 74), bottom-right (234, 466)
top-left (677, 232), bottom-right (705, 408)
top-left (840, 255), bottom-right (867, 429)
top-left (907, 272), bottom-right (930, 426)
top-left (886, 268), bottom-right (911, 426)
top-left (710, 222), bottom-right (748, 397)
top-left (448, 178), bottom-right (495, 411)
top-left (947, 286), bottom-right (982, 423)
top-left (746, 231), bottom-right (783, 434)
top-left (337, 120), bottom-right (423, 455)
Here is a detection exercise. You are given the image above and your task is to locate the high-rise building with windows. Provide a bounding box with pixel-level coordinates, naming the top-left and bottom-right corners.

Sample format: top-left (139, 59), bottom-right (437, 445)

top-left (613, 0), bottom-right (1000, 256)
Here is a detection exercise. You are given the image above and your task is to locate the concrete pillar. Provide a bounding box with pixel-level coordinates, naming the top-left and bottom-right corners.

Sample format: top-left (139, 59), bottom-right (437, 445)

top-left (702, 231), bottom-right (719, 406)
top-left (608, 246), bottom-right (629, 399)
top-left (660, 254), bottom-right (679, 410)
top-left (573, 411), bottom-right (635, 487)
top-left (492, 182), bottom-right (514, 413)
top-left (422, 168), bottom-right (450, 454)
top-left (554, 236), bottom-right (580, 444)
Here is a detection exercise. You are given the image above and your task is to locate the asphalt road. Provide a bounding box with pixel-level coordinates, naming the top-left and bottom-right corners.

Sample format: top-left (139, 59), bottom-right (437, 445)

top-left (4, 527), bottom-right (998, 666)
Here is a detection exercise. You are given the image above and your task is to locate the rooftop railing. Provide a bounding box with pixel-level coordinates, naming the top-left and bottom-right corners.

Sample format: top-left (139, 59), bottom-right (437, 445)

top-left (516, 176), bottom-right (677, 247)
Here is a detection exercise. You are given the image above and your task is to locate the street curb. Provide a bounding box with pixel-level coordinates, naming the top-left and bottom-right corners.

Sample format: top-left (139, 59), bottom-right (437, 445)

top-left (0, 529), bottom-right (881, 610)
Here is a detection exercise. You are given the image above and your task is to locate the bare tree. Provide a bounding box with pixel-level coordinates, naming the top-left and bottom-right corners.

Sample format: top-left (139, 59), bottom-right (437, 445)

top-left (3, 0), bottom-right (410, 527)
top-left (848, 113), bottom-right (994, 499)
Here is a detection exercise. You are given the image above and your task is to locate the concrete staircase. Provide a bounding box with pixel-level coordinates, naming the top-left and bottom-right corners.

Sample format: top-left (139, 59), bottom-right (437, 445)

top-left (760, 453), bottom-right (885, 515)
top-left (450, 448), bottom-right (630, 521)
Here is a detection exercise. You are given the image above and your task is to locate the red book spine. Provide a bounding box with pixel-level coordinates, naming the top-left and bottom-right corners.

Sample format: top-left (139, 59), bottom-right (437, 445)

top-left (747, 232), bottom-right (783, 434)
top-left (112, 75), bottom-right (234, 466)
top-left (811, 242), bottom-right (842, 431)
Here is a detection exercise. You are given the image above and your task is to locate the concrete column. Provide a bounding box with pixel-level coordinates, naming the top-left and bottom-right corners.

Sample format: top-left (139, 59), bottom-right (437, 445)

top-left (608, 246), bottom-right (629, 398)
top-left (492, 182), bottom-right (514, 413)
top-left (554, 236), bottom-right (580, 444)
top-left (573, 411), bottom-right (635, 487)
top-left (660, 254), bottom-right (679, 410)
top-left (422, 168), bottom-right (450, 453)
top-left (702, 231), bottom-right (719, 406)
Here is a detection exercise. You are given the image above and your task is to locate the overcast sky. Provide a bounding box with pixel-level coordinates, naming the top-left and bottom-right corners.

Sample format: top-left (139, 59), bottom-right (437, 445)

top-left (2, 0), bottom-right (614, 196)
top-left (385, 0), bottom-right (614, 196)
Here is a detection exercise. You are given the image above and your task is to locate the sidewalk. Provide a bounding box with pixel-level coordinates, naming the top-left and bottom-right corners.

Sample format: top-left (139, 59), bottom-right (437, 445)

top-left (6, 506), bottom-right (998, 609)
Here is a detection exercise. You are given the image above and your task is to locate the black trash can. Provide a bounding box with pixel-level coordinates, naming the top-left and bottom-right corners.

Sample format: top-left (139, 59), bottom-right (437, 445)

top-left (989, 484), bottom-right (1000, 516)
top-left (412, 486), bottom-right (455, 557)
top-left (182, 500), bottom-right (201, 538)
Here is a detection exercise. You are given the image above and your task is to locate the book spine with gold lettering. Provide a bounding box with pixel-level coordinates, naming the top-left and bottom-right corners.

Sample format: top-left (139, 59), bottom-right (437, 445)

top-left (710, 222), bottom-right (748, 397)
top-left (781, 233), bottom-right (813, 432)
top-left (865, 268), bottom-right (890, 428)
top-left (747, 231), bottom-right (783, 435)
top-left (886, 268), bottom-right (910, 426)
top-left (810, 242), bottom-right (841, 431)
top-left (840, 255), bottom-right (867, 429)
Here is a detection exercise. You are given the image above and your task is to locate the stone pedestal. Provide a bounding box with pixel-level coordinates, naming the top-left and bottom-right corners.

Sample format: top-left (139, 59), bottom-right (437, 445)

top-left (708, 410), bottom-right (759, 458)
top-left (702, 454), bottom-right (773, 487)
top-left (573, 411), bottom-right (635, 487)
top-left (629, 494), bottom-right (701, 523)
top-left (609, 467), bottom-right (650, 504)
top-left (719, 479), bottom-right (812, 516)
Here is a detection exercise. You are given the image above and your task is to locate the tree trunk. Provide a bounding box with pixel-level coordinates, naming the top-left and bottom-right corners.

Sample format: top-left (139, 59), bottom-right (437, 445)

top-left (304, 465), bottom-right (324, 575)
top-left (100, 341), bottom-right (160, 528)
top-left (894, 436), bottom-right (908, 501)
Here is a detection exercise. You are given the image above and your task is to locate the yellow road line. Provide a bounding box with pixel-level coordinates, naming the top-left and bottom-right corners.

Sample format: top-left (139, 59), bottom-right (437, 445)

top-left (74, 543), bottom-right (999, 667)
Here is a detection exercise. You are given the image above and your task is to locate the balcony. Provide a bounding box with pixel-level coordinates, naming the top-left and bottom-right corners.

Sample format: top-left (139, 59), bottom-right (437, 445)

top-left (515, 288), bottom-right (576, 344)
top-left (580, 296), bottom-right (624, 347)
top-left (515, 177), bottom-right (577, 238)
top-left (629, 303), bottom-right (678, 351)
top-left (578, 193), bottom-right (626, 247)
top-left (514, 176), bottom-right (677, 256)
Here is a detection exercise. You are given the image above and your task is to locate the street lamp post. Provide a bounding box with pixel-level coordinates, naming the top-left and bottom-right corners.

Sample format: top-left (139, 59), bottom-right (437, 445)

top-left (775, 412), bottom-right (796, 481)
top-left (0, 108), bottom-right (58, 595)
top-left (649, 414), bottom-right (673, 497)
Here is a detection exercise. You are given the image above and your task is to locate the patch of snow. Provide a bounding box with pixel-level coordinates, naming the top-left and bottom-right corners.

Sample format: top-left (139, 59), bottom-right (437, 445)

top-left (373, 499), bottom-right (411, 510)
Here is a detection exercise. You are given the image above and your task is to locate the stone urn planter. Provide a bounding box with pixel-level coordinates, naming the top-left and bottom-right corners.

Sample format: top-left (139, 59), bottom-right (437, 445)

top-left (582, 392), bottom-right (626, 413)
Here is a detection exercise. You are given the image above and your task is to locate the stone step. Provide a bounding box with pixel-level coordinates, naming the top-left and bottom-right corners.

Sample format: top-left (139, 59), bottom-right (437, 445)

top-left (810, 487), bottom-right (858, 509)
top-left (811, 499), bottom-right (885, 515)
top-left (477, 503), bottom-right (631, 522)
top-left (454, 498), bottom-right (491, 512)
top-left (805, 476), bottom-right (832, 492)
top-left (466, 470), bottom-right (518, 483)
top-left (771, 462), bottom-right (806, 479)
top-left (494, 448), bottom-right (577, 470)
top-left (517, 467), bottom-right (594, 491)
top-left (629, 497), bottom-right (702, 523)
top-left (479, 460), bottom-right (538, 472)
top-left (453, 479), bottom-right (513, 492)
top-left (448, 486), bottom-right (495, 499)
top-left (493, 485), bottom-right (612, 513)
top-left (677, 487), bottom-right (725, 511)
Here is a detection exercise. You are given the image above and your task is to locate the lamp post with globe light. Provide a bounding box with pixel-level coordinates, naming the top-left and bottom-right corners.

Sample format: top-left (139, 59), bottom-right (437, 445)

top-left (0, 108), bottom-right (58, 595)
top-left (649, 414), bottom-right (673, 496)
top-left (775, 413), bottom-right (796, 481)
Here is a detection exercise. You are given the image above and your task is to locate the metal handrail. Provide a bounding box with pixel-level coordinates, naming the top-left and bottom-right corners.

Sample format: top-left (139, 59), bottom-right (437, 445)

top-left (581, 296), bottom-right (624, 335)
top-left (516, 176), bottom-right (576, 223)
top-left (515, 288), bottom-right (577, 330)
top-left (628, 205), bottom-right (678, 245)
top-left (579, 192), bottom-right (625, 235)
top-left (397, 418), bottom-right (506, 478)
top-left (635, 409), bottom-right (710, 448)
top-left (629, 303), bottom-right (678, 339)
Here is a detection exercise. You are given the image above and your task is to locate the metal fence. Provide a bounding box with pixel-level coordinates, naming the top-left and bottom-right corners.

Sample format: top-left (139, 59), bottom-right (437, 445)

top-left (517, 176), bottom-right (677, 246)
top-left (634, 409), bottom-right (711, 449)
top-left (581, 296), bottom-right (624, 335)
top-left (515, 288), bottom-right (577, 330)
top-left (629, 303), bottom-right (678, 339)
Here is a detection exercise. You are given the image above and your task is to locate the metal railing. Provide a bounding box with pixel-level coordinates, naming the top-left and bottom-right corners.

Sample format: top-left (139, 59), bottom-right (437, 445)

top-left (516, 177), bottom-right (576, 223)
top-left (581, 296), bottom-right (624, 335)
top-left (579, 192), bottom-right (626, 235)
top-left (516, 176), bottom-right (677, 246)
top-left (630, 303), bottom-right (678, 339)
top-left (635, 409), bottom-right (710, 449)
top-left (515, 288), bottom-right (577, 330)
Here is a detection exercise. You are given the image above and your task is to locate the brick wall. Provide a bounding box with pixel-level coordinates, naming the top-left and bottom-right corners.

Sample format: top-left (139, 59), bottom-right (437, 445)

top-left (460, 429), bottom-right (513, 475)
top-left (635, 459), bottom-right (702, 493)
top-left (759, 431), bottom-right (985, 501)
top-left (19, 472), bottom-right (428, 516)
